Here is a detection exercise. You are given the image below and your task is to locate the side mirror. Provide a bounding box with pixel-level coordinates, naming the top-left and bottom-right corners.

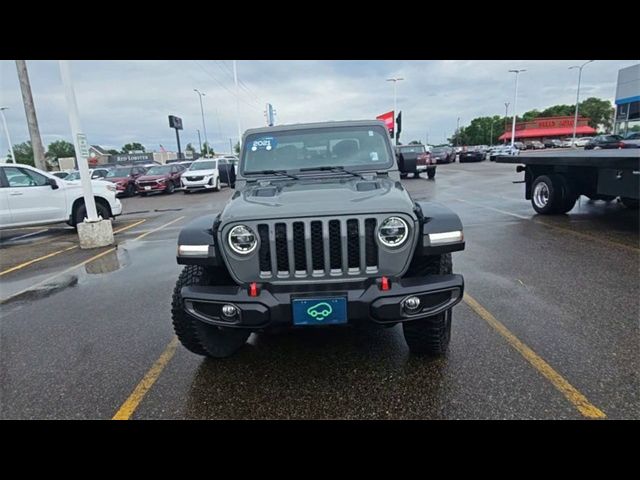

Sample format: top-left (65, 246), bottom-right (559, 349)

top-left (48, 178), bottom-right (59, 190)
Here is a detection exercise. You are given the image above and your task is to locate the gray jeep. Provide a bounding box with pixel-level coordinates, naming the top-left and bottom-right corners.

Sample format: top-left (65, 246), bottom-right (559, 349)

top-left (172, 120), bottom-right (465, 358)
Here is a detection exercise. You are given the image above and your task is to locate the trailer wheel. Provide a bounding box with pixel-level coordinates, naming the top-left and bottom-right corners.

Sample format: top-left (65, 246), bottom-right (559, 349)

top-left (531, 174), bottom-right (575, 214)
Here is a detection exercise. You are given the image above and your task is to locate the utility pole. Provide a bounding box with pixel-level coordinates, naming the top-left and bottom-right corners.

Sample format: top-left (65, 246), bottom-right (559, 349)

top-left (229, 138), bottom-right (233, 155)
top-left (194, 89), bottom-right (208, 155)
top-left (489, 121), bottom-right (494, 146)
top-left (15, 60), bottom-right (46, 170)
top-left (196, 129), bottom-right (202, 155)
top-left (569, 60), bottom-right (594, 147)
top-left (233, 60), bottom-right (242, 149)
top-left (508, 69), bottom-right (526, 148)
top-left (0, 107), bottom-right (16, 163)
top-left (456, 117), bottom-right (460, 147)
top-left (59, 60), bottom-right (113, 248)
top-left (386, 77), bottom-right (404, 145)
top-left (504, 102), bottom-right (510, 144)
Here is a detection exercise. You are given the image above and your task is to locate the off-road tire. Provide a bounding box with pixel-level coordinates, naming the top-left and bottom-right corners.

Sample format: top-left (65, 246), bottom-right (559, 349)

top-left (171, 265), bottom-right (249, 358)
top-left (427, 168), bottom-right (436, 179)
top-left (125, 183), bottom-right (135, 197)
top-left (402, 253), bottom-right (453, 356)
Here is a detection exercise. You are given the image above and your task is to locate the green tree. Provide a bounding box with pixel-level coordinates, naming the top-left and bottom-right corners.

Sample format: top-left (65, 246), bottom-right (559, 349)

top-left (234, 142), bottom-right (240, 154)
top-left (540, 104), bottom-right (574, 117)
top-left (409, 140), bottom-right (421, 144)
top-left (121, 142), bottom-right (145, 153)
top-left (521, 109), bottom-right (541, 121)
top-left (578, 97), bottom-right (614, 131)
top-left (185, 143), bottom-right (195, 153)
top-left (107, 149), bottom-right (119, 155)
top-left (202, 142), bottom-right (214, 156)
top-left (46, 140), bottom-right (75, 160)
top-left (11, 141), bottom-right (35, 166)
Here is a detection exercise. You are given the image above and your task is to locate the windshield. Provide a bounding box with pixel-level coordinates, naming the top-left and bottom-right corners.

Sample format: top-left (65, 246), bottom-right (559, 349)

top-left (145, 166), bottom-right (172, 175)
top-left (398, 145), bottom-right (425, 154)
top-left (106, 168), bottom-right (132, 178)
top-left (242, 125), bottom-right (392, 174)
top-left (65, 171), bottom-right (81, 181)
top-left (189, 161), bottom-right (217, 171)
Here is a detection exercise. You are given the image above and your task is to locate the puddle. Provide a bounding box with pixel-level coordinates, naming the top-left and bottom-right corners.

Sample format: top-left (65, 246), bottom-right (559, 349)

top-left (154, 208), bottom-right (183, 212)
top-left (1, 274), bottom-right (78, 305)
top-left (84, 248), bottom-right (131, 275)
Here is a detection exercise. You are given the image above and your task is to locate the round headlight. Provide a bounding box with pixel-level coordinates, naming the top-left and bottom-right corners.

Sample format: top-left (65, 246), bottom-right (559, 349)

top-left (228, 225), bottom-right (257, 254)
top-left (378, 216), bottom-right (409, 247)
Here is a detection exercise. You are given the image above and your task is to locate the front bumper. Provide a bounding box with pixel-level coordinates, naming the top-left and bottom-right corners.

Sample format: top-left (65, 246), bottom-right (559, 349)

top-left (180, 274), bottom-right (464, 329)
top-left (137, 182), bottom-right (167, 193)
top-left (111, 198), bottom-right (123, 216)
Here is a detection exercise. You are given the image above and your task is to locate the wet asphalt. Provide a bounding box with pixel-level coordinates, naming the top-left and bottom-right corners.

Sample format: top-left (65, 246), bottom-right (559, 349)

top-left (0, 160), bottom-right (638, 419)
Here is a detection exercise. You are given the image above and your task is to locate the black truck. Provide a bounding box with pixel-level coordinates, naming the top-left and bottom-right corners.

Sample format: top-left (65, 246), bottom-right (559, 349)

top-left (497, 150), bottom-right (639, 214)
top-left (394, 144), bottom-right (437, 179)
top-left (172, 120), bottom-right (465, 358)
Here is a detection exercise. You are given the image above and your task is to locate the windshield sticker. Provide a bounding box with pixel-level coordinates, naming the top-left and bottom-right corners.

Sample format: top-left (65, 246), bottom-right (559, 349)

top-left (368, 130), bottom-right (374, 136)
top-left (250, 137), bottom-right (277, 152)
top-left (370, 152), bottom-right (379, 161)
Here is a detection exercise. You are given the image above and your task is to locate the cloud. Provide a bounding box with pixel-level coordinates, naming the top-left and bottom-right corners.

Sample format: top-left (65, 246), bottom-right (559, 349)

top-left (1, 59), bottom-right (635, 156)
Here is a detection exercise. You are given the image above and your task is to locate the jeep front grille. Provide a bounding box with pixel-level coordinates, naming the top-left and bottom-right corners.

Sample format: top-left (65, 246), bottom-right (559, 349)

top-left (256, 217), bottom-right (378, 279)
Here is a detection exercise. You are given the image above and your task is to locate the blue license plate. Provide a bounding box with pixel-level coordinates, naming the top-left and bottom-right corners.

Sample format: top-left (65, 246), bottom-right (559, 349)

top-left (292, 297), bottom-right (347, 326)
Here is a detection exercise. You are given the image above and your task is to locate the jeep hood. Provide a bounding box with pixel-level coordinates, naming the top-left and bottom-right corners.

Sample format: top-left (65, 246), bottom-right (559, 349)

top-left (220, 176), bottom-right (416, 222)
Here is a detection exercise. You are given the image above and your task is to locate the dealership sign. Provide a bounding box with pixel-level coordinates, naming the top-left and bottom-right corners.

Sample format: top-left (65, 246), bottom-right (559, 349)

top-left (376, 111), bottom-right (395, 137)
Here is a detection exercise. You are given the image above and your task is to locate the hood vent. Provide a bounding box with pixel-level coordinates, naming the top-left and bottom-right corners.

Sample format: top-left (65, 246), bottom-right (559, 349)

top-left (355, 181), bottom-right (380, 192)
top-left (252, 186), bottom-right (278, 197)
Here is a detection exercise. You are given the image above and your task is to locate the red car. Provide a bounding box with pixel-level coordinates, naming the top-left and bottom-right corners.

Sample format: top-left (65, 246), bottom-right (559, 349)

top-left (135, 164), bottom-right (185, 195)
top-left (104, 165), bottom-right (148, 197)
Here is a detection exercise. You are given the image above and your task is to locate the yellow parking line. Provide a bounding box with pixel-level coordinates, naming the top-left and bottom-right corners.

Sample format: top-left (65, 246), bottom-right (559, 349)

top-left (112, 337), bottom-right (179, 420)
top-left (113, 218), bottom-right (146, 234)
top-left (463, 293), bottom-right (606, 419)
top-left (0, 245), bottom-right (78, 277)
top-left (133, 216), bottom-right (185, 241)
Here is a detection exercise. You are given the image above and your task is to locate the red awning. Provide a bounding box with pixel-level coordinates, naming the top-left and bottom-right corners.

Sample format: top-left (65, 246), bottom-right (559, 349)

top-left (499, 126), bottom-right (597, 141)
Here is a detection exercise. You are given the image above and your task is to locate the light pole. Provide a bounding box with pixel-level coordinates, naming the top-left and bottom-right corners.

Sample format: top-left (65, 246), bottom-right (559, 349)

top-left (0, 107), bottom-right (16, 163)
top-left (386, 77), bottom-right (404, 144)
top-left (196, 129), bottom-right (202, 155)
top-left (456, 117), bottom-right (460, 147)
top-left (569, 60), bottom-right (594, 147)
top-left (504, 102), bottom-right (510, 144)
top-left (194, 89), bottom-right (209, 156)
top-left (508, 69), bottom-right (526, 148)
top-left (233, 60), bottom-right (242, 149)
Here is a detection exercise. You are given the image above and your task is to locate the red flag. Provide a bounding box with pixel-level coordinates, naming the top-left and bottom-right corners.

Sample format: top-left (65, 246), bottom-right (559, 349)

top-left (376, 111), bottom-right (394, 138)
top-left (159, 144), bottom-right (167, 152)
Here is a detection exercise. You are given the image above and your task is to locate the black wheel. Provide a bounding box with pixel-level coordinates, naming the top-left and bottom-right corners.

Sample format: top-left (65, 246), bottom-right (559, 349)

top-left (402, 254), bottom-right (453, 356)
top-left (74, 201), bottom-right (110, 227)
top-left (125, 183), bottom-right (135, 197)
top-left (531, 174), bottom-right (573, 215)
top-left (400, 172), bottom-right (408, 179)
top-left (427, 168), bottom-right (436, 179)
top-left (171, 265), bottom-right (249, 358)
top-left (213, 176), bottom-right (221, 192)
top-left (412, 171), bottom-right (420, 178)
top-left (140, 192), bottom-right (147, 197)
top-left (621, 197), bottom-right (639, 209)
top-left (165, 182), bottom-right (175, 194)
top-left (183, 189), bottom-right (191, 194)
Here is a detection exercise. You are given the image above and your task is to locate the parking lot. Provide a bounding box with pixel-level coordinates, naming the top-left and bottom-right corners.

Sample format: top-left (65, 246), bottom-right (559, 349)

top-left (0, 160), bottom-right (638, 420)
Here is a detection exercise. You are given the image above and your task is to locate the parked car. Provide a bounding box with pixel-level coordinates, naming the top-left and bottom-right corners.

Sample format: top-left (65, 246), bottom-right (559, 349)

top-left (104, 165), bottom-right (148, 197)
top-left (619, 131), bottom-right (640, 149)
top-left (574, 137), bottom-right (593, 147)
top-left (176, 161), bottom-right (194, 169)
top-left (0, 163), bottom-right (122, 229)
top-left (395, 144), bottom-right (436, 179)
top-left (430, 146), bottom-right (455, 164)
top-left (459, 147), bottom-right (486, 162)
top-left (543, 139), bottom-right (563, 148)
top-left (135, 164), bottom-right (185, 195)
top-left (513, 141), bottom-right (527, 150)
top-left (171, 120), bottom-right (466, 358)
top-left (91, 167), bottom-right (110, 179)
top-left (489, 145), bottom-right (520, 161)
top-left (525, 140), bottom-right (545, 150)
top-left (181, 158), bottom-right (236, 193)
top-left (52, 170), bottom-right (72, 179)
top-left (584, 134), bottom-right (623, 150)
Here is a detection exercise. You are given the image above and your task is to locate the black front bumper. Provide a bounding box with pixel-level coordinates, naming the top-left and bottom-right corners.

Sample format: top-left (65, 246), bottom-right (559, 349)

top-left (181, 274), bottom-right (464, 329)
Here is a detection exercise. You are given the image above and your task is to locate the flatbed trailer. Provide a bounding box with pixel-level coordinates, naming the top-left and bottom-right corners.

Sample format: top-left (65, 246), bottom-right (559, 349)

top-left (496, 149), bottom-right (640, 214)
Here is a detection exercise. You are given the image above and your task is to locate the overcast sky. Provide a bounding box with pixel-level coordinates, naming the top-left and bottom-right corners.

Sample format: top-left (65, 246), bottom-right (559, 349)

top-left (0, 60), bottom-right (636, 156)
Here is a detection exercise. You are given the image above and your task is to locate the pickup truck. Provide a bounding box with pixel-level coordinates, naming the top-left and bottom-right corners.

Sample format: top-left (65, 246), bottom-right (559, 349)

top-left (0, 163), bottom-right (122, 229)
top-left (395, 144), bottom-right (437, 179)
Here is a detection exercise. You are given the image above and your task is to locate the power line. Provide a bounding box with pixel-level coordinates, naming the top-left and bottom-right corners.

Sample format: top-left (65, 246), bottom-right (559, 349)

top-left (213, 60), bottom-right (261, 105)
top-left (192, 61), bottom-right (261, 110)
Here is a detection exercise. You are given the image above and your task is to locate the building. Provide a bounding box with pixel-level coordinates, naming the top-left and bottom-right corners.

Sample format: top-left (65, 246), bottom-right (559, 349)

top-left (88, 145), bottom-right (111, 165)
top-left (613, 64), bottom-right (640, 136)
top-left (499, 116), bottom-right (596, 143)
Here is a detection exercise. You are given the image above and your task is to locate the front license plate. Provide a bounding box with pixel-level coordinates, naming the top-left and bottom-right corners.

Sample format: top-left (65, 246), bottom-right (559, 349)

top-left (292, 297), bottom-right (347, 326)
top-left (144, 186), bottom-right (151, 190)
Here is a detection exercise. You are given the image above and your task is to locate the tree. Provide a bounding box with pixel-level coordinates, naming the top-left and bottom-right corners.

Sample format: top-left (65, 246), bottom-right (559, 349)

top-left (202, 142), bottom-right (214, 156)
top-left (107, 149), bottom-right (119, 155)
top-left (185, 143), bottom-right (195, 153)
top-left (121, 142), bottom-right (145, 153)
top-left (578, 97), bottom-right (614, 131)
top-left (11, 141), bottom-right (35, 166)
top-left (46, 140), bottom-right (75, 160)
top-left (409, 140), bottom-right (421, 145)
top-left (234, 142), bottom-right (240, 154)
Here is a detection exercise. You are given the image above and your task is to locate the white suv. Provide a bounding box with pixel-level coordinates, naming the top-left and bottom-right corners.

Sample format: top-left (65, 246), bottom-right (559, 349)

top-left (0, 163), bottom-right (122, 229)
top-left (181, 158), bottom-right (224, 193)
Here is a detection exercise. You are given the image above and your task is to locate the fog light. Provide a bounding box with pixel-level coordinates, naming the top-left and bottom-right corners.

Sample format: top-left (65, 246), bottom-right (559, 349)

top-left (221, 304), bottom-right (238, 318)
top-left (403, 296), bottom-right (421, 313)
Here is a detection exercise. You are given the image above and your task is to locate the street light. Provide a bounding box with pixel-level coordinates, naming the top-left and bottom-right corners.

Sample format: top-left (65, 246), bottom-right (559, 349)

top-left (387, 77), bottom-right (404, 144)
top-left (193, 89), bottom-right (209, 156)
top-left (508, 69), bottom-right (526, 148)
top-left (569, 60), bottom-right (594, 147)
top-left (0, 107), bottom-right (16, 163)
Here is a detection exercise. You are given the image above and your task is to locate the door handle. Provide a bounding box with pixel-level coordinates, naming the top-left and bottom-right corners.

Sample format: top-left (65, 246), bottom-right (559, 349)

top-left (9, 192), bottom-right (23, 196)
